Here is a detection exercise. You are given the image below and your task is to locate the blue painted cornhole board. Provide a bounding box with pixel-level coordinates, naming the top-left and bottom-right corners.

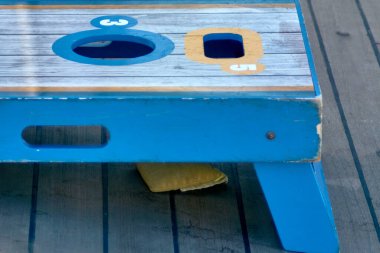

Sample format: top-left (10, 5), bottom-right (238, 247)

top-left (0, 0), bottom-right (339, 252)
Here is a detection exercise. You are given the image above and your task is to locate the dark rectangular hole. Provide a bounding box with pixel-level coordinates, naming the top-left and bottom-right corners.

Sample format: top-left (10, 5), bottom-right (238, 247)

top-left (22, 125), bottom-right (109, 147)
top-left (203, 33), bottom-right (245, 59)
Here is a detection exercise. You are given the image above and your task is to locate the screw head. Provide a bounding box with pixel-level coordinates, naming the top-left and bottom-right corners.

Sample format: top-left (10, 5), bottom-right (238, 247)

top-left (266, 131), bottom-right (276, 140)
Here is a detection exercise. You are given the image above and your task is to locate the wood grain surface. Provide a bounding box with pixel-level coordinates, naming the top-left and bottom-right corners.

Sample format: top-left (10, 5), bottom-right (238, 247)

top-left (0, 33), bottom-right (306, 55)
top-left (0, 6), bottom-right (296, 13)
top-left (0, 6), bottom-right (312, 93)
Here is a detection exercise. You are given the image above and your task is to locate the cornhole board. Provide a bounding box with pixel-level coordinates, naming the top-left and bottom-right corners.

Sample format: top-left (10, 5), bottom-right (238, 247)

top-left (0, 0), bottom-right (339, 252)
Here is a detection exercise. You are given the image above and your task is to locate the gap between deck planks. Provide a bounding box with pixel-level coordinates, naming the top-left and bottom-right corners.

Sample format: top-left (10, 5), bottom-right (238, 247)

top-left (0, 162), bottom-right (285, 253)
top-left (354, 0), bottom-right (380, 65)
top-left (33, 163), bottom-right (103, 253)
top-left (107, 163), bottom-right (174, 253)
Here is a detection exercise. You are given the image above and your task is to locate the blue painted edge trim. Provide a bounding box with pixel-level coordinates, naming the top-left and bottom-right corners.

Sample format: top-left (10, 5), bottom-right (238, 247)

top-left (0, 0), bottom-right (294, 5)
top-left (295, 0), bottom-right (320, 96)
top-left (0, 97), bottom-right (321, 162)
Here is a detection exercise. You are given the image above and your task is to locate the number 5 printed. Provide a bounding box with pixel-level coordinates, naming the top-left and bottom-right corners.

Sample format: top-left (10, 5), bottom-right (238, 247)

top-left (230, 64), bottom-right (257, 72)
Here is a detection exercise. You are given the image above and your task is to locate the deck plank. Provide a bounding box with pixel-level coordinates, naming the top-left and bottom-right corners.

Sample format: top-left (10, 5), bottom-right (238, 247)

top-left (175, 164), bottom-right (245, 253)
top-left (30, 124), bottom-right (104, 253)
top-left (33, 164), bottom-right (103, 253)
top-left (107, 163), bottom-right (174, 253)
top-left (301, 0), bottom-right (380, 251)
top-left (238, 164), bottom-right (284, 252)
top-left (0, 164), bottom-right (33, 253)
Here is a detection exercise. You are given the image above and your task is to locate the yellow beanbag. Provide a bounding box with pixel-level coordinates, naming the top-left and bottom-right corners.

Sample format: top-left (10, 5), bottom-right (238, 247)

top-left (137, 163), bottom-right (228, 192)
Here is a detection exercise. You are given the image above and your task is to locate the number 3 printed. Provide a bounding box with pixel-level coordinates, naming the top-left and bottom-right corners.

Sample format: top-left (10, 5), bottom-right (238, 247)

top-left (91, 16), bottom-right (137, 29)
top-left (99, 19), bottom-right (129, 26)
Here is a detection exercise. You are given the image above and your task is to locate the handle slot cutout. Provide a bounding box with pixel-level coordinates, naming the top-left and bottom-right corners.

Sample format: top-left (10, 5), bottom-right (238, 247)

top-left (22, 125), bottom-right (109, 148)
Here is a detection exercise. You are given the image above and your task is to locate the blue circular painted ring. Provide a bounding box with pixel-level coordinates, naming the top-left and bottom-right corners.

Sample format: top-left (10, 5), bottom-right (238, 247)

top-left (52, 28), bottom-right (175, 66)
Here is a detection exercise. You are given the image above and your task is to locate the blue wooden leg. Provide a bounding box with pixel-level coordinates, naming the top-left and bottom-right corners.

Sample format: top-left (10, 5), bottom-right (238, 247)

top-left (254, 162), bottom-right (339, 253)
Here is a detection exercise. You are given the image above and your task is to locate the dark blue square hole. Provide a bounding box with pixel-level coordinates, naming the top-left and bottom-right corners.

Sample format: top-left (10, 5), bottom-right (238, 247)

top-left (203, 33), bottom-right (245, 59)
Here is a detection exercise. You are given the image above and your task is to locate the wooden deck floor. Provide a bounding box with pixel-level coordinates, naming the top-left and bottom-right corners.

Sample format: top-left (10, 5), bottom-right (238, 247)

top-left (1, 0), bottom-right (380, 252)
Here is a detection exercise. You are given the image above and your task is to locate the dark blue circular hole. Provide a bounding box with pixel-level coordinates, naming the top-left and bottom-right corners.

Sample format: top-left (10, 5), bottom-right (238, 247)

top-left (73, 38), bottom-right (155, 59)
top-left (52, 29), bottom-right (175, 66)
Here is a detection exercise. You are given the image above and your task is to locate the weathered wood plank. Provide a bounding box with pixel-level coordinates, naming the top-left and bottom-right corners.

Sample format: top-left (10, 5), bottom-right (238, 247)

top-left (0, 7), bottom-right (296, 15)
top-left (237, 164), bottom-right (284, 252)
top-left (0, 164), bottom-right (33, 253)
top-left (0, 33), bottom-right (305, 56)
top-left (300, 0), bottom-right (380, 251)
top-left (0, 12), bottom-right (301, 35)
top-left (33, 164), bottom-right (103, 253)
top-left (0, 0), bottom-right (295, 5)
top-left (0, 76), bottom-right (312, 90)
top-left (0, 54), bottom-right (311, 78)
top-left (107, 163), bottom-right (174, 253)
top-left (0, 7), bottom-right (309, 93)
top-left (175, 164), bottom-right (245, 252)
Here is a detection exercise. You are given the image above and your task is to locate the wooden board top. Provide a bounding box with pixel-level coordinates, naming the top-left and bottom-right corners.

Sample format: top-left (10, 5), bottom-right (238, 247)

top-left (0, 3), bottom-right (317, 97)
top-left (0, 0), bottom-right (295, 6)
